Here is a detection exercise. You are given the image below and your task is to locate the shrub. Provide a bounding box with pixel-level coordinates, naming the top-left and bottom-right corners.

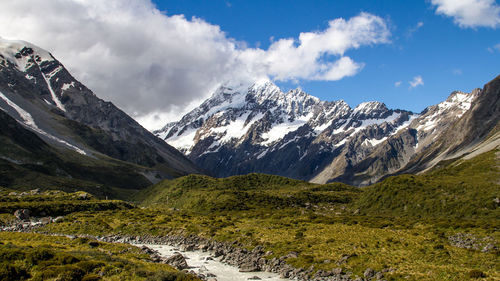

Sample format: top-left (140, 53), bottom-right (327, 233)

top-left (0, 247), bottom-right (25, 262)
top-left (468, 269), bottom-right (486, 278)
top-left (0, 263), bottom-right (30, 281)
top-left (33, 265), bottom-right (85, 281)
top-left (76, 261), bottom-right (105, 273)
top-left (26, 248), bottom-right (54, 265)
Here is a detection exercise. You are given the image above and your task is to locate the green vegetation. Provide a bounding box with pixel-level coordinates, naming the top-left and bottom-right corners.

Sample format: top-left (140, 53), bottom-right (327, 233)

top-left (354, 150), bottom-right (500, 219)
top-left (0, 189), bottom-right (133, 219)
top-left (0, 232), bottom-right (199, 281)
top-left (1, 150), bottom-right (498, 280)
top-left (134, 173), bottom-right (360, 212)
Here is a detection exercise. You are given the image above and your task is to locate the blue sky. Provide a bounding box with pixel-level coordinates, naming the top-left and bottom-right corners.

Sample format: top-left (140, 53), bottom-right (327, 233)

top-left (156, 0), bottom-right (499, 113)
top-left (0, 0), bottom-right (498, 129)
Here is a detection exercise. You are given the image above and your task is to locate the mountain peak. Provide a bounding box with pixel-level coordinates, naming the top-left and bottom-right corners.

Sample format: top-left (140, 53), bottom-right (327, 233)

top-left (0, 37), bottom-right (54, 71)
top-left (352, 101), bottom-right (389, 119)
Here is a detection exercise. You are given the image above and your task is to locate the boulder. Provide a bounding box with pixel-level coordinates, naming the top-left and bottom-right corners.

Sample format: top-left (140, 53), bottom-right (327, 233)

top-left (239, 262), bottom-right (259, 272)
top-left (14, 209), bottom-right (30, 221)
top-left (163, 253), bottom-right (188, 270)
top-left (364, 268), bottom-right (375, 278)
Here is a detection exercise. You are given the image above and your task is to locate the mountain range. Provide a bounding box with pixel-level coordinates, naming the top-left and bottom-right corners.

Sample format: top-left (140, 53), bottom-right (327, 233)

top-left (156, 76), bottom-right (499, 186)
top-left (0, 37), bottom-right (498, 192)
top-left (0, 38), bottom-right (200, 198)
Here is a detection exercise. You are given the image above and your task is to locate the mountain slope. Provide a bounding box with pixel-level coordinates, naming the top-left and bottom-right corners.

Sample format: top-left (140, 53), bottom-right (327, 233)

top-left (0, 38), bottom-right (201, 196)
top-left (400, 75), bottom-right (500, 173)
top-left (341, 75), bottom-right (500, 186)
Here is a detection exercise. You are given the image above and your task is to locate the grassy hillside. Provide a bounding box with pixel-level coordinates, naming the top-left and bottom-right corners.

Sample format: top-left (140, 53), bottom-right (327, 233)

top-left (136, 149), bottom-right (499, 220)
top-left (0, 188), bottom-right (133, 222)
top-left (354, 149), bottom-right (500, 219)
top-left (134, 173), bottom-right (361, 212)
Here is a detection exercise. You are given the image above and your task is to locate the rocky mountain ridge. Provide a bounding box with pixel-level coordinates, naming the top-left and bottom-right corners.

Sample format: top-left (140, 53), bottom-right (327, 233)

top-left (156, 76), bottom-right (499, 185)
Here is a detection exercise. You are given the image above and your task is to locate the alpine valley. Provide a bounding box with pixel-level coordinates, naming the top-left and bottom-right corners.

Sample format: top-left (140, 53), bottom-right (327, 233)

top-left (0, 38), bottom-right (499, 281)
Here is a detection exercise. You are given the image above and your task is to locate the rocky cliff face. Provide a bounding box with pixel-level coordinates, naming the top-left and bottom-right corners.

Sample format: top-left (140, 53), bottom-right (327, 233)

top-left (156, 75), bottom-right (500, 185)
top-left (0, 38), bottom-right (200, 188)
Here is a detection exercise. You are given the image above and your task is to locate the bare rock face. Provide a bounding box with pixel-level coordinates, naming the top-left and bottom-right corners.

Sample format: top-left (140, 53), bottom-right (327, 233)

top-left (14, 209), bottom-right (30, 221)
top-left (156, 75), bottom-right (500, 185)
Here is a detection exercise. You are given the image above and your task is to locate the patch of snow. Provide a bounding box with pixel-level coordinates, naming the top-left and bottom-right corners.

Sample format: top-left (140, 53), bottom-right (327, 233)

top-left (353, 101), bottom-right (384, 115)
top-left (314, 120), bottom-right (333, 133)
top-left (262, 112), bottom-right (313, 145)
top-left (0, 91), bottom-right (36, 127)
top-left (299, 150), bottom-right (309, 161)
top-left (334, 139), bottom-right (347, 147)
top-left (333, 112), bottom-right (401, 137)
top-left (256, 149), bottom-right (269, 160)
top-left (199, 141), bottom-right (222, 156)
top-left (391, 114), bottom-right (418, 135)
top-left (211, 112), bottom-right (258, 143)
top-left (0, 37), bottom-right (54, 72)
top-left (39, 65), bottom-right (65, 112)
top-left (278, 136), bottom-right (299, 150)
top-left (332, 119), bottom-right (350, 134)
top-left (46, 65), bottom-right (62, 79)
top-left (363, 137), bottom-right (387, 147)
top-left (61, 82), bottom-right (75, 91)
top-left (0, 90), bottom-right (85, 155)
top-left (166, 126), bottom-right (198, 152)
top-left (156, 124), bottom-right (174, 140)
top-left (357, 112), bottom-right (400, 129)
top-left (200, 90), bottom-right (247, 121)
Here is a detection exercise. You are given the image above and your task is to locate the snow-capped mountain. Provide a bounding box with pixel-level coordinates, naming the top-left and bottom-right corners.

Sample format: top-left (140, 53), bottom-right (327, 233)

top-left (0, 38), bottom-right (200, 190)
top-left (155, 79), bottom-right (415, 183)
top-left (156, 75), bottom-right (499, 185)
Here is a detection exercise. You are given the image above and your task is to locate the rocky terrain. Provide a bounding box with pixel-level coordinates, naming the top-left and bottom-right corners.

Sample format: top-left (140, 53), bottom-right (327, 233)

top-left (156, 76), bottom-right (500, 185)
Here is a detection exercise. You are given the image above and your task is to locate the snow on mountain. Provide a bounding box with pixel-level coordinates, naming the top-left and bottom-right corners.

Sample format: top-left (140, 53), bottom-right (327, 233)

top-left (0, 37), bottom-right (201, 178)
top-left (313, 87), bottom-right (486, 186)
top-left (155, 74), bottom-right (489, 185)
top-left (155, 80), bottom-right (421, 183)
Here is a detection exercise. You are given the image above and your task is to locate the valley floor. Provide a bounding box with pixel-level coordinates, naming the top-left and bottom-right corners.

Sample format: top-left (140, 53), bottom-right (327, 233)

top-left (0, 150), bottom-right (498, 280)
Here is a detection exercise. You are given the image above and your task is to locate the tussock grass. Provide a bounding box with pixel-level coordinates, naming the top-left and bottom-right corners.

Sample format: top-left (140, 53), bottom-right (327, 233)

top-left (0, 232), bottom-right (199, 280)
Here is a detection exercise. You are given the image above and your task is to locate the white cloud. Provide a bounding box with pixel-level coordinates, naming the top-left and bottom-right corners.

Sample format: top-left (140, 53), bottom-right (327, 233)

top-left (409, 76), bottom-right (424, 88)
top-left (431, 0), bottom-right (500, 28)
top-left (406, 21), bottom-right (424, 38)
top-left (0, 1), bottom-right (390, 130)
top-left (394, 81), bottom-right (402, 87)
top-left (489, 43), bottom-right (500, 52)
top-left (453, 69), bottom-right (463, 75)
